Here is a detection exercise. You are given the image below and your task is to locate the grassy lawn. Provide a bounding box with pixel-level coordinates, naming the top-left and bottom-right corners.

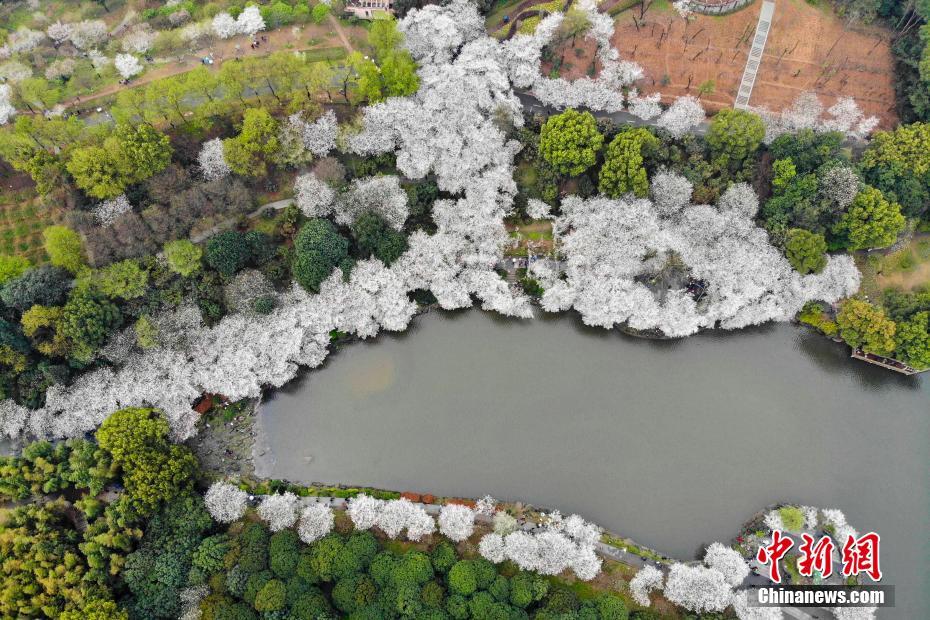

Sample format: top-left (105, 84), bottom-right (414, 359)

top-left (506, 220), bottom-right (555, 256)
top-left (855, 234), bottom-right (930, 301)
top-left (302, 46), bottom-right (349, 63)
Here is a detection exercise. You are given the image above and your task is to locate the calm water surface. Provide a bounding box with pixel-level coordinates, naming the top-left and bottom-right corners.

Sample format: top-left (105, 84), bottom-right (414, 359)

top-left (257, 311), bottom-right (929, 618)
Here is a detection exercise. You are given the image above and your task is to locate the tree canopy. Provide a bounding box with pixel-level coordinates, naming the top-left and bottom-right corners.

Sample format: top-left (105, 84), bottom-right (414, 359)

top-left (539, 109), bottom-right (603, 176)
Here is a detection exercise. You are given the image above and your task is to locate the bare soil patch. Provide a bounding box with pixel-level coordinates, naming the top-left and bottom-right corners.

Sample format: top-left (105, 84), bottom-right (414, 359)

top-left (610, 0), bottom-right (898, 126)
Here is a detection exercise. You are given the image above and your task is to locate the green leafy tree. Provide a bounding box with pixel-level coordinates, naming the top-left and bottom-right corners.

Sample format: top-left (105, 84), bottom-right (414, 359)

top-left (293, 219), bottom-right (349, 292)
top-left (66, 124), bottom-right (172, 199)
top-left (95, 259), bottom-right (149, 300)
top-left (206, 231), bottom-right (252, 277)
top-left (0, 255), bottom-right (30, 285)
top-left (784, 228), bottom-right (827, 274)
top-left (598, 128), bottom-right (659, 198)
top-left (706, 109), bottom-right (765, 169)
top-left (778, 506), bottom-right (805, 532)
top-left (351, 212), bottom-right (408, 265)
top-left (539, 109), bottom-right (603, 176)
top-left (311, 2), bottom-right (331, 23)
top-left (836, 299), bottom-right (897, 356)
top-left (43, 225), bottom-right (85, 273)
top-left (860, 122), bottom-right (930, 218)
top-left (270, 529), bottom-right (302, 578)
top-left (833, 186), bottom-right (905, 250)
top-left (95, 407), bottom-right (198, 515)
top-left (59, 287), bottom-right (122, 362)
top-left (66, 145), bottom-right (126, 199)
top-left (894, 311), bottom-right (930, 369)
top-left (254, 579), bottom-right (287, 613)
top-left (0, 265), bottom-right (71, 311)
top-left (448, 561), bottom-right (478, 596)
top-left (771, 158), bottom-right (797, 193)
top-left (60, 599), bottom-right (129, 620)
top-left (224, 108), bottom-right (280, 177)
top-left (164, 239), bottom-right (203, 277)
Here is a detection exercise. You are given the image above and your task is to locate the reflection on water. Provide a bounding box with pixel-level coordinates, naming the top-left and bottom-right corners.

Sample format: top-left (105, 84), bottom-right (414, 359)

top-left (258, 311), bottom-right (929, 618)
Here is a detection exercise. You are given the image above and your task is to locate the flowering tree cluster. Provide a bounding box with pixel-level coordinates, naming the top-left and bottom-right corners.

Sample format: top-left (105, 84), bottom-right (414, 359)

top-left (93, 195), bottom-right (132, 226)
top-left (297, 503), bottom-right (335, 543)
top-left (197, 138), bottom-right (231, 180)
top-left (121, 25), bottom-right (156, 54)
top-left (204, 481), bottom-right (248, 523)
top-left (478, 510), bottom-right (602, 580)
top-left (346, 495), bottom-right (436, 541)
top-left (257, 492), bottom-right (299, 532)
top-left (0, 84), bottom-right (15, 126)
top-left (540, 187), bottom-right (859, 336)
top-left (656, 95), bottom-right (706, 137)
top-left (0, 27), bottom-right (45, 57)
top-left (114, 54), bottom-right (143, 80)
top-left (212, 6), bottom-right (266, 39)
top-left (437, 503), bottom-right (475, 541)
top-left (756, 91), bottom-right (880, 143)
top-left (630, 565), bottom-right (663, 606)
top-left (69, 20), bottom-right (108, 51)
top-left (663, 563), bottom-right (733, 613)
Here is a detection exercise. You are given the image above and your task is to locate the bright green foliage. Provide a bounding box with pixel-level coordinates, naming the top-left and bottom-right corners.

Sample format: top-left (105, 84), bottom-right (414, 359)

top-left (706, 109), bottom-right (765, 169)
top-left (0, 254), bottom-right (30, 285)
top-left (224, 108), bottom-right (280, 177)
top-left (771, 158), bottom-right (797, 193)
top-left (836, 299), bottom-right (897, 356)
top-left (164, 239), bottom-right (203, 276)
top-left (43, 225), bottom-right (85, 273)
top-left (123, 493), bottom-right (212, 619)
top-left (351, 212), bottom-right (408, 265)
top-left (206, 231), bottom-right (252, 277)
top-left (244, 571), bottom-right (274, 606)
top-left (192, 534), bottom-right (233, 576)
top-left (594, 594), bottom-right (629, 620)
top-left (1, 265), bottom-right (71, 311)
top-left (95, 259), bottom-right (149, 300)
top-left (860, 122), bottom-right (930, 218)
top-left (0, 438), bottom-right (115, 501)
top-left (539, 109), bottom-right (603, 176)
top-left (597, 128), bottom-right (658, 198)
top-left (349, 18), bottom-right (419, 103)
top-left (894, 311), bottom-right (930, 369)
top-left (254, 579), bottom-right (287, 612)
top-left (96, 408), bottom-right (198, 515)
top-left (332, 574), bottom-right (378, 613)
top-left (309, 533), bottom-right (346, 582)
top-left (448, 561), bottom-right (478, 596)
top-left (60, 599), bottom-right (129, 620)
top-left (779, 506), bottom-right (805, 532)
top-left (392, 550), bottom-right (434, 588)
top-left (59, 287), bottom-right (122, 363)
top-left (66, 124), bottom-right (172, 199)
top-left (311, 2), bottom-right (331, 23)
top-left (0, 500), bottom-right (96, 618)
top-left (135, 315), bottom-right (158, 349)
top-left (833, 186), bottom-right (905, 250)
top-left (784, 229), bottom-right (827, 274)
top-left (293, 219), bottom-right (350, 293)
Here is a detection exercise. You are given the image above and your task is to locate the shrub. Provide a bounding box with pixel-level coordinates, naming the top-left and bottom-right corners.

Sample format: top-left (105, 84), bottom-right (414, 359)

top-left (253, 578), bottom-right (286, 612)
top-left (164, 239), bottom-right (202, 276)
top-left (447, 561), bottom-right (477, 597)
top-left (779, 506), bottom-right (805, 532)
top-left (292, 219), bottom-right (349, 292)
top-left (206, 231), bottom-right (251, 277)
top-left (43, 225), bottom-right (85, 273)
top-left (269, 529), bottom-right (301, 578)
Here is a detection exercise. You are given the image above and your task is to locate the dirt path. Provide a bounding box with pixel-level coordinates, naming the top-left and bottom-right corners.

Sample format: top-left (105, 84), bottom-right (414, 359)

top-left (63, 21), bottom-right (364, 110)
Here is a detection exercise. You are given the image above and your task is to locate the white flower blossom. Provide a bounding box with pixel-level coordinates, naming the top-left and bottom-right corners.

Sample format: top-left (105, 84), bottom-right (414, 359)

top-left (114, 54), bottom-right (143, 79)
top-left (657, 95), bottom-right (705, 137)
top-left (663, 563), bottom-right (732, 613)
top-left (197, 138), bottom-right (231, 181)
top-left (295, 173), bottom-right (336, 218)
top-left (479, 533), bottom-right (506, 563)
top-left (630, 564), bottom-right (664, 606)
top-left (703, 542), bottom-right (749, 586)
top-left (204, 481), bottom-right (248, 523)
top-left (93, 194), bottom-right (132, 226)
top-left (347, 493), bottom-right (384, 530)
top-left (258, 492), bottom-right (299, 532)
top-left (438, 504), bottom-right (475, 542)
top-left (298, 503), bottom-right (335, 543)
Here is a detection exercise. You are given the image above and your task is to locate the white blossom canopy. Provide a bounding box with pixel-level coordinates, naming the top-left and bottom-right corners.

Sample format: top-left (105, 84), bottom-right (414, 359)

top-left (204, 481), bottom-right (248, 524)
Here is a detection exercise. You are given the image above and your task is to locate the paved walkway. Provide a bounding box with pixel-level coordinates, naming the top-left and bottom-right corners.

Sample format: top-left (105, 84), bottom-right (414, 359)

top-left (189, 198), bottom-right (294, 244)
top-left (734, 0), bottom-right (776, 110)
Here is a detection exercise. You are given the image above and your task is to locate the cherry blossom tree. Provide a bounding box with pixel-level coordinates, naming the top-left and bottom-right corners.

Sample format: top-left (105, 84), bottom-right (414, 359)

top-left (630, 565), bottom-right (664, 606)
top-left (479, 533), bottom-right (506, 563)
top-left (0, 84), bottom-right (15, 126)
top-left (121, 25), bottom-right (156, 54)
top-left (347, 493), bottom-right (384, 530)
top-left (657, 96), bottom-right (706, 137)
top-left (298, 504), bottom-right (335, 543)
top-left (571, 544), bottom-right (602, 581)
top-left (819, 166), bottom-right (860, 209)
top-left (526, 199), bottom-right (551, 220)
top-left (236, 6), bottom-right (266, 36)
top-left (438, 504), bottom-right (475, 542)
top-left (46, 21), bottom-right (73, 45)
top-left (731, 590), bottom-right (783, 620)
top-left (295, 173), bottom-right (336, 218)
top-left (114, 54), bottom-right (143, 79)
top-left (45, 59), bottom-right (76, 81)
top-left (650, 171), bottom-right (693, 218)
top-left (212, 12), bottom-right (239, 39)
top-left (0, 60), bottom-right (31, 83)
top-left (627, 91), bottom-right (663, 121)
top-left (1, 27), bottom-right (45, 55)
top-left (93, 194), bottom-right (132, 226)
top-left (301, 110), bottom-right (338, 157)
top-left (703, 542), bottom-right (749, 586)
top-left (205, 481), bottom-right (248, 523)
top-left (197, 138), bottom-right (231, 180)
top-left (663, 563), bottom-right (732, 613)
top-left (70, 20), bottom-right (108, 50)
top-left (475, 495), bottom-right (497, 516)
top-left (258, 492), bottom-right (299, 532)
top-left (337, 176), bottom-right (409, 229)
top-left (376, 498), bottom-right (436, 540)
top-left (504, 531), bottom-right (540, 571)
top-left (717, 182), bottom-right (759, 219)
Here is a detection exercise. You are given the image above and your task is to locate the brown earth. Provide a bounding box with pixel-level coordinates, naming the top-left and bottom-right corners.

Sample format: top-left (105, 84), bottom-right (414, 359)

top-left (610, 0), bottom-right (898, 127)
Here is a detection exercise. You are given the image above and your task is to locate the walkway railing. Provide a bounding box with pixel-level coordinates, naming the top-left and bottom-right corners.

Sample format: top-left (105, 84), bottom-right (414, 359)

top-left (734, 0), bottom-right (775, 110)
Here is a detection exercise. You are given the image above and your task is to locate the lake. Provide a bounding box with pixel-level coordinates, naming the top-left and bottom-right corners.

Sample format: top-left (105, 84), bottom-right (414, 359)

top-left (256, 310), bottom-right (929, 618)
